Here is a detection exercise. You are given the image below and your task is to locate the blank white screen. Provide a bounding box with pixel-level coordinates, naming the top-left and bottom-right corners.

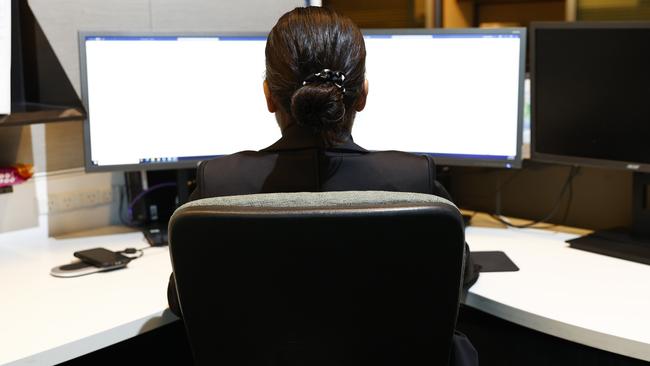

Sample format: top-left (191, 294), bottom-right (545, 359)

top-left (84, 32), bottom-right (522, 169)
top-left (85, 36), bottom-right (279, 167)
top-left (0, 0), bottom-right (10, 115)
top-left (354, 33), bottom-right (522, 161)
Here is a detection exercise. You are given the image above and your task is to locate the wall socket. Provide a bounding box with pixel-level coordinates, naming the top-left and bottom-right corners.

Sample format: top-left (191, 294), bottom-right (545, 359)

top-left (47, 187), bottom-right (116, 213)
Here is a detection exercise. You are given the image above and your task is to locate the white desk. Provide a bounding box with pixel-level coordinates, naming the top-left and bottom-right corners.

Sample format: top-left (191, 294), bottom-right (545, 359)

top-left (1, 224), bottom-right (649, 365)
top-left (0, 227), bottom-right (177, 366)
top-left (465, 226), bottom-right (650, 362)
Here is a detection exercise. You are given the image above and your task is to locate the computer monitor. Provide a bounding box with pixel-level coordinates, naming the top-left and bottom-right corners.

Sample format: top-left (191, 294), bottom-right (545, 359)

top-left (531, 22), bottom-right (650, 264)
top-left (79, 29), bottom-right (525, 172)
top-left (531, 22), bottom-right (650, 172)
top-left (79, 33), bottom-right (276, 172)
top-left (356, 29), bottom-right (526, 168)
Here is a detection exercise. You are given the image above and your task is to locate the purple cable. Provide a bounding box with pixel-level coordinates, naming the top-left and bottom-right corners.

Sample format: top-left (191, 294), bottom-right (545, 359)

top-left (127, 182), bottom-right (177, 223)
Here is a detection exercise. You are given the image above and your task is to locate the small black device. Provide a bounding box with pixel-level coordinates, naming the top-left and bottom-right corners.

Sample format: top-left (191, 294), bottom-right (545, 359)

top-left (143, 226), bottom-right (169, 246)
top-left (471, 251), bottom-right (519, 272)
top-left (73, 247), bottom-right (131, 268)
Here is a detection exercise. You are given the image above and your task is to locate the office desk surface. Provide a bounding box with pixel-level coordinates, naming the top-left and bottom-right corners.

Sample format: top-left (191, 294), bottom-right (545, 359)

top-left (1, 224), bottom-right (650, 365)
top-left (0, 227), bottom-right (177, 366)
top-left (465, 225), bottom-right (650, 362)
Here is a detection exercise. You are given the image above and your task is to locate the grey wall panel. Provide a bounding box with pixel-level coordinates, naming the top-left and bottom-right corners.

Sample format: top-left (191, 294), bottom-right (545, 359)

top-left (29, 0), bottom-right (305, 95)
top-left (0, 125), bottom-right (32, 167)
top-left (150, 0), bottom-right (305, 32)
top-left (28, 0), bottom-right (151, 94)
top-left (45, 121), bottom-right (84, 171)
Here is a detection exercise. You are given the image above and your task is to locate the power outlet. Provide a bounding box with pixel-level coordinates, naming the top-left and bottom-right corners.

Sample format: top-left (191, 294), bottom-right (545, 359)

top-left (81, 190), bottom-right (100, 206)
top-left (47, 187), bottom-right (116, 213)
top-left (60, 192), bottom-right (80, 211)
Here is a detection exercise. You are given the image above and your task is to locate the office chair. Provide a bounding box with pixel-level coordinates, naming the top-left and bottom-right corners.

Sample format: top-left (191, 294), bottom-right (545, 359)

top-left (168, 191), bottom-right (466, 366)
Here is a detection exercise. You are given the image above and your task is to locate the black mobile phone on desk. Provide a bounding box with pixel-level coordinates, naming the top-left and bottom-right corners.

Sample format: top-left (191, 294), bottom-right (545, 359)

top-left (74, 247), bottom-right (131, 268)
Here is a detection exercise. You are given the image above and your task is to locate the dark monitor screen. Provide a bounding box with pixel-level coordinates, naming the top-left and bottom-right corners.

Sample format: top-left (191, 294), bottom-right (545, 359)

top-left (531, 23), bottom-right (650, 172)
top-left (79, 29), bottom-right (525, 172)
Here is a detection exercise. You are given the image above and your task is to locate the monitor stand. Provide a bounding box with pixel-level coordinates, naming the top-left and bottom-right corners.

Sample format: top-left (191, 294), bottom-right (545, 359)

top-left (567, 172), bottom-right (650, 265)
top-left (128, 169), bottom-right (194, 247)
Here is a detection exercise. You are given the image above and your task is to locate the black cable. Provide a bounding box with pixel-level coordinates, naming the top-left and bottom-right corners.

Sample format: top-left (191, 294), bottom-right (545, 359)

top-left (493, 165), bottom-right (579, 228)
top-left (118, 247), bottom-right (144, 260)
top-left (557, 166), bottom-right (578, 226)
top-left (118, 185), bottom-right (135, 228)
top-left (118, 244), bottom-right (159, 261)
top-left (492, 166), bottom-right (580, 228)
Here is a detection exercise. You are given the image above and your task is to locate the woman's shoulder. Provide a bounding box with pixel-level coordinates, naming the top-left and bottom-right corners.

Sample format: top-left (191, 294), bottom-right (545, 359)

top-left (191, 150), bottom-right (281, 199)
top-left (200, 150), bottom-right (273, 167)
top-left (361, 149), bottom-right (435, 165)
top-left (350, 149), bottom-right (437, 179)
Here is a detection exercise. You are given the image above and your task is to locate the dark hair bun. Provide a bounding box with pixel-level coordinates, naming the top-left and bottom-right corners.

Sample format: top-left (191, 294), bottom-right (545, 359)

top-left (290, 83), bottom-right (346, 131)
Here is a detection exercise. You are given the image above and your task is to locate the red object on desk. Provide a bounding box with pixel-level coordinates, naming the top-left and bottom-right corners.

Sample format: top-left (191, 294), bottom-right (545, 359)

top-left (0, 164), bottom-right (34, 188)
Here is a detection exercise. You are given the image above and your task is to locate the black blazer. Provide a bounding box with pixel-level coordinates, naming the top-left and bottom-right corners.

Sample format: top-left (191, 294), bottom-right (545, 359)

top-left (169, 124), bottom-right (478, 315)
top-left (189, 124), bottom-right (450, 200)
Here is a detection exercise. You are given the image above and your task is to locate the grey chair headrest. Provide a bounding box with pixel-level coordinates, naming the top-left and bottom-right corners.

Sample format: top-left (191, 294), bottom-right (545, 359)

top-left (178, 190), bottom-right (458, 212)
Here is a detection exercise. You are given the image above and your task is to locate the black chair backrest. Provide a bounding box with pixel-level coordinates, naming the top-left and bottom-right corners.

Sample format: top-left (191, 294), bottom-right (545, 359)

top-left (169, 191), bottom-right (465, 366)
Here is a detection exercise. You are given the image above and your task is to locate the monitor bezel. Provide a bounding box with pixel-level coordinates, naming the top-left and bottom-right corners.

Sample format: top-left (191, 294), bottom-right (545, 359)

top-left (362, 27), bottom-right (527, 169)
top-left (530, 21), bottom-right (650, 173)
top-left (78, 31), bottom-right (269, 172)
top-left (79, 28), bottom-right (527, 172)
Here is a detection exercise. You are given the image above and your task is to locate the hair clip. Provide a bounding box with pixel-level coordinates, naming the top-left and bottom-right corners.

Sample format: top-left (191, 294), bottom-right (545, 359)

top-left (302, 69), bottom-right (346, 94)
